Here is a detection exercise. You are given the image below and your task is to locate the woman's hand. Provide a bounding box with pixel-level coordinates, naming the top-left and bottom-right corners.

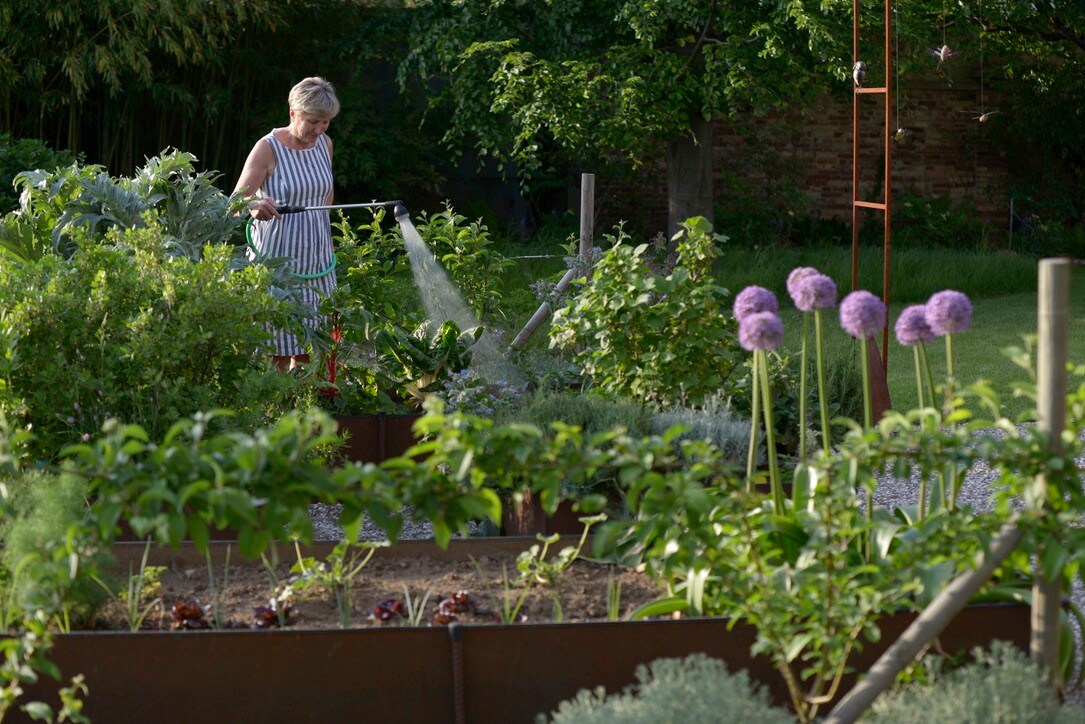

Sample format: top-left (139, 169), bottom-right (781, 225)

top-left (247, 197), bottom-right (282, 221)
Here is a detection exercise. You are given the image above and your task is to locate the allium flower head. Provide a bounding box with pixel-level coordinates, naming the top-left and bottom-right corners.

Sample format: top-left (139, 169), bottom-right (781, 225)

top-left (925, 290), bottom-right (973, 335)
top-left (793, 273), bottom-right (838, 312)
top-left (739, 312), bottom-right (784, 351)
top-left (839, 290), bottom-right (887, 339)
top-left (733, 285), bottom-right (778, 322)
top-left (894, 305), bottom-right (934, 346)
top-left (787, 267), bottom-right (820, 302)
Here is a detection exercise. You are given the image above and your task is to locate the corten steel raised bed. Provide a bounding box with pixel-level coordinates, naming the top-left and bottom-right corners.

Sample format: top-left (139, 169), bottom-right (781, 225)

top-left (17, 540), bottom-right (1031, 724)
top-left (334, 413), bottom-right (423, 463)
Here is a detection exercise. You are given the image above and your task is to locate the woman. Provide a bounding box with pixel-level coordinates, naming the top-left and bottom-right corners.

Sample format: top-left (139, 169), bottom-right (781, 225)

top-left (235, 76), bottom-right (339, 371)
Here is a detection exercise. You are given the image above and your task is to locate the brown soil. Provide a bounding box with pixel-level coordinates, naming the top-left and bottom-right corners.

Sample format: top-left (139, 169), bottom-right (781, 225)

top-left (93, 543), bottom-right (666, 632)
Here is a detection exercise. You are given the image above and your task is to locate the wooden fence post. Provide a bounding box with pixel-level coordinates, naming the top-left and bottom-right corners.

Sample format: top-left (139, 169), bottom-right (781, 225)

top-left (1033, 258), bottom-right (1070, 680)
top-left (510, 173), bottom-right (595, 349)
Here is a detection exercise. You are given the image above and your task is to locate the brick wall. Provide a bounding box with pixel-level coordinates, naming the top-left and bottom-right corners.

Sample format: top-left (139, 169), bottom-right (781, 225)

top-left (604, 65), bottom-right (1010, 235)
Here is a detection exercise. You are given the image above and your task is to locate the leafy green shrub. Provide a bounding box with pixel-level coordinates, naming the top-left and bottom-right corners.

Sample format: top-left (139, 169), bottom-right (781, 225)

top-left (5, 149), bottom-right (245, 260)
top-left (867, 642), bottom-right (1084, 722)
top-left (541, 654), bottom-right (794, 724)
top-left (550, 216), bottom-right (744, 407)
top-left (61, 409), bottom-right (402, 558)
top-left (893, 191), bottom-right (993, 251)
top-left (0, 133), bottom-right (77, 213)
top-left (0, 228), bottom-right (299, 458)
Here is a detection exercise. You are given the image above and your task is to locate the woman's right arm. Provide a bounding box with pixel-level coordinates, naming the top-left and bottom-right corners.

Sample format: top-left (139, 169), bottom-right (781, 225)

top-left (234, 141), bottom-right (281, 220)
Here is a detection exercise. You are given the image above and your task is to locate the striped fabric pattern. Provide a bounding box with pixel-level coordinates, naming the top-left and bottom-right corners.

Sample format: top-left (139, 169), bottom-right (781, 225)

top-left (250, 132), bottom-right (337, 356)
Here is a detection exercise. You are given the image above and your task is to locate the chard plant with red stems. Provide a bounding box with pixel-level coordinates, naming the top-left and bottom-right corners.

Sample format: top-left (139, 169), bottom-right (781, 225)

top-left (787, 269), bottom-right (838, 460)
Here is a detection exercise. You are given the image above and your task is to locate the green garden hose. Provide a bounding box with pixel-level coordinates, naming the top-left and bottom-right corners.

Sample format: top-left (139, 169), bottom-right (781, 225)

top-left (245, 216), bottom-right (337, 280)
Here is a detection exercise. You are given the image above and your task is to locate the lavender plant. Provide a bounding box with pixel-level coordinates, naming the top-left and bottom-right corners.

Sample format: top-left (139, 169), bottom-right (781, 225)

top-left (439, 369), bottom-right (524, 418)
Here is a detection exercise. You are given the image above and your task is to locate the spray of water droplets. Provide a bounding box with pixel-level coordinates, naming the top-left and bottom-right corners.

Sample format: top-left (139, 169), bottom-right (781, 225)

top-left (397, 217), bottom-right (522, 385)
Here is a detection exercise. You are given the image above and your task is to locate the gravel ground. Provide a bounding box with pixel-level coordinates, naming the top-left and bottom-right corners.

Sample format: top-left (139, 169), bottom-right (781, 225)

top-left (309, 424), bottom-right (1085, 703)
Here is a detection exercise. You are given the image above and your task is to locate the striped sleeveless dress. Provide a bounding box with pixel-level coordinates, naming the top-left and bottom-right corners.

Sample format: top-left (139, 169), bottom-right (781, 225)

top-left (250, 131), bottom-right (337, 356)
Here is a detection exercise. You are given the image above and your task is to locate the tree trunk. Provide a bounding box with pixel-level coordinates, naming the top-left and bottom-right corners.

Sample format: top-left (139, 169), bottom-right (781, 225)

top-left (666, 112), bottom-right (715, 241)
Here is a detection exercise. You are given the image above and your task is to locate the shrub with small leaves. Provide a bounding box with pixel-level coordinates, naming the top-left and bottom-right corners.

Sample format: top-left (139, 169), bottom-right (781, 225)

top-left (867, 641), bottom-right (1083, 723)
top-left (540, 654), bottom-right (795, 724)
top-left (550, 216), bottom-right (743, 408)
top-left (0, 230), bottom-right (299, 458)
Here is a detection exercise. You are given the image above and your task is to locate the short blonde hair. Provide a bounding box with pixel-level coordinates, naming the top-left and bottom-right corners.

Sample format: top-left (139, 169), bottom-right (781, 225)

top-left (289, 77), bottom-right (340, 119)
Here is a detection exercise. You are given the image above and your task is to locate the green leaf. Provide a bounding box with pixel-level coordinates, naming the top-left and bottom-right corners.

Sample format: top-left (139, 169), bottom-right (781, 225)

top-left (627, 596), bottom-right (688, 621)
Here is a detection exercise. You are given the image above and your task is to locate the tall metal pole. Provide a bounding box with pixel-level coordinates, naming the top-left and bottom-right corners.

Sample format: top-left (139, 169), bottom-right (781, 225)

top-left (852, 0), bottom-right (894, 413)
top-left (882, 0), bottom-right (893, 373)
top-left (851, 0), bottom-right (861, 292)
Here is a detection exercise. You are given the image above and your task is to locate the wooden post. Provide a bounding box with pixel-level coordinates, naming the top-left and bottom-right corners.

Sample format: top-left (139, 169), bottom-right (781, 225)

top-left (1033, 258), bottom-right (1070, 680)
top-left (510, 173), bottom-right (595, 349)
top-left (579, 172), bottom-right (595, 273)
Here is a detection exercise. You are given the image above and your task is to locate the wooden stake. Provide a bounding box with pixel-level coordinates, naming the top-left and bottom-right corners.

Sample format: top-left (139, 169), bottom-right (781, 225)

top-left (1033, 258), bottom-right (1070, 681)
top-left (510, 173), bottom-right (595, 349)
top-left (825, 519), bottom-right (1023, 723)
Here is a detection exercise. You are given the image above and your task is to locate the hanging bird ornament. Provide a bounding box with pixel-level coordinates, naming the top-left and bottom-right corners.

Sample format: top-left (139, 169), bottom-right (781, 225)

top-left (893, 128), bottom-right (913, 142)
top-left (960, 110), bottom-right (1000, 123)
top-left (927, 44), bottom-right (962, 68)
top-left (853, 61), bottom-right (867, 89)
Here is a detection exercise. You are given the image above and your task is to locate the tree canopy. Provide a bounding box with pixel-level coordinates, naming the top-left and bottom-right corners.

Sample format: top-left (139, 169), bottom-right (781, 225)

top-left (400, 0), bottom-right (1085, 229)
top-left (400, 0), bottom-right (855, 229)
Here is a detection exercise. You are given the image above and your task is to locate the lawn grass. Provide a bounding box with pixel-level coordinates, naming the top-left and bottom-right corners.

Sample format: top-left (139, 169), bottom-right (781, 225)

top-left (495, 236), bottom-right (1079, 421)
top-left (716, 243), bottom-right (1037, 303)
top-left (778, 264), bottom-right (1085, 421)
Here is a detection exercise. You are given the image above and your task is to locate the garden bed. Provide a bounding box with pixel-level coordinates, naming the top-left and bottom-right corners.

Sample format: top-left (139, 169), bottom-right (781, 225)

top-left (17, 540), bottom-right (1031, 723)
top-left (97, 538), bottom-right (660, 631)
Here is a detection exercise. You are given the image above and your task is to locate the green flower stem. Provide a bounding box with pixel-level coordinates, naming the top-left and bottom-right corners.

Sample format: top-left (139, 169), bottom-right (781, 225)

top-left (913, 345), bottom-right (925, 409)
top-left (815, 310), bottom-right (831, 454)
top-left (945, 333), bottom-right (958, 511)
top-left (758, 350), bottom-right (784, 512)
top-left (860, 336), bottom-right (874, 560)
top-left (798, 313), bottom-right (809, 464)
top-left (746, 352), bottom-right (761, 492)
top-left (918, 476), bottom-right (928, 520)
top-left (919, 342), bottom-right (936, 408)
top-left (944, 333), bottom-right (955, 416)
top-left (860, 336), bottom-right (873, 429)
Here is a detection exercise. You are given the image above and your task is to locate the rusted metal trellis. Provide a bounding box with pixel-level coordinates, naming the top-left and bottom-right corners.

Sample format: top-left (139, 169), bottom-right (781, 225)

top-left (853, 0), bottom-right (894, 410)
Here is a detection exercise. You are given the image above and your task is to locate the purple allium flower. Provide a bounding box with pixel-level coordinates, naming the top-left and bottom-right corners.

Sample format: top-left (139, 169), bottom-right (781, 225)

top-left (786, 267), bottom-right (820, 302)
top-left (894, 305), bottom-right (935, 346)
top-left (733, 286), bottom-right (778, 322)
top-left (792, 273), bottom-right (838, 312)
top-left (839, 290), bottom-right (887, 339)
top-left (925, 290), bottom-right (973, 335)
top-left (739, 312), bottom-right (784, 351)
